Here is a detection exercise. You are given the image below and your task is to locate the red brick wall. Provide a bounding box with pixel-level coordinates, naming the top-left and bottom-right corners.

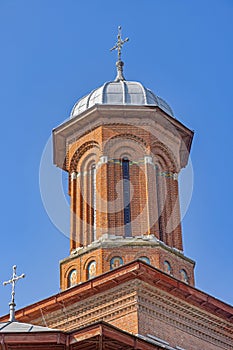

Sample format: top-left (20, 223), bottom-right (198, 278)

top-left (63, 121), bottom-right (192, 289)
top-left (67, 125), bottom-right (183, 248)
top-left (60, 245), bottom-right (194, 290)
top-left (139, 311), bottom-right (222, 350)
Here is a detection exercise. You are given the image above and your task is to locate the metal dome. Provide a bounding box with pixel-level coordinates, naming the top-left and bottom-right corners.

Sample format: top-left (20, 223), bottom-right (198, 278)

top-left (70, 80), bottom-right (174, 118)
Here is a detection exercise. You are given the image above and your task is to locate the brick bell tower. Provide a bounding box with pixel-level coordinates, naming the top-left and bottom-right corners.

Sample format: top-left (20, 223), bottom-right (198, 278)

top-left (53, 27), bottom-right (194, 291)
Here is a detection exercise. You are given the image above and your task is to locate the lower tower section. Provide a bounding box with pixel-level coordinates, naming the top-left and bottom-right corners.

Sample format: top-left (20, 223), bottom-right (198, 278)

top-left (60, 235), bottom-right (195, 290)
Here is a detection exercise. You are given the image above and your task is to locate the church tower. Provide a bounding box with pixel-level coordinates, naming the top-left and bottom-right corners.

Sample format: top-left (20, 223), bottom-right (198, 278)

top-left (1, 28), bottom-right (233, 350)
top-left (53, 27), bottom-right (195, 290)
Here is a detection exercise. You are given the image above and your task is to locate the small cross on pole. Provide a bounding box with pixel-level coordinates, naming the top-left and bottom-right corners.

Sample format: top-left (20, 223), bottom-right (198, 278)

top-left (110, 26), bottom-right (129, 81)
top-left (110, 26), bottom-right (129, 62)
top-left (3, 265), bottom-right (25, 322)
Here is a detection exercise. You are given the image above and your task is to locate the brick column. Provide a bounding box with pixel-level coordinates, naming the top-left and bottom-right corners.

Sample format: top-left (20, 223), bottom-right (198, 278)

top-left (170, 177), bottom-right (183, 251)
top-left (83, 170), bottom-right (89, 246)
top-left (158, 168), bottom-right (170, 244)
top-left (130, 162), bottom-right (142, 236)
top-left (70, 171), bottom-right (77, 252)
top-left (144, 156), bottom-right (160, 237)
top-left (96, 156), bottom-right (109, 238)
top-left (77, 172), bottom-right (84, 247)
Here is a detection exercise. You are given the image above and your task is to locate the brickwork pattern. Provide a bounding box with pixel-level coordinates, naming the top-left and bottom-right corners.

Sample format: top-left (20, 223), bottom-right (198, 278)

top-left (32, 279), bottom-right (233, 350)
top-left (67, 124), bottom-right (183, 249)
top-left (60, 243), bottom-right (195, 289)
top-left (61, 119), bottom-right (191, 288)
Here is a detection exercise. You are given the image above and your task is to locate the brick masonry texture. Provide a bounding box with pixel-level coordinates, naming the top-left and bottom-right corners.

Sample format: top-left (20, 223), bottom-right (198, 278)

top-left (49, 105), bottom-right (230, 350)
top-left (19, 270), bottom-right (233, 350)
top-left (1, 261), bottom-right (232, 350)
top-left (60, 241), bottom-right (195, 289)
top-left (60, 116), bottom-right (193, 289)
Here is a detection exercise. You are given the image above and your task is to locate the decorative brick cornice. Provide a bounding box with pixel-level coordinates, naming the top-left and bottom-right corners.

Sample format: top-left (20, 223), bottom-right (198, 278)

top-left (53, 105), bottom-right (193, 170)
top-left (36, 285), bottom-right (138, 331)
top-left (0, 261), bottom-right (232, 327)
top-left (8, 277), bottom-right (232, 349)
top-left (137, 281), bottom-right (233, 349)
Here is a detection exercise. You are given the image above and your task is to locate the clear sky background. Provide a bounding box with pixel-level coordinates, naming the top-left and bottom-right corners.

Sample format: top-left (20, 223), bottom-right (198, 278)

top-left (0, 0), bottom-right (233, 317)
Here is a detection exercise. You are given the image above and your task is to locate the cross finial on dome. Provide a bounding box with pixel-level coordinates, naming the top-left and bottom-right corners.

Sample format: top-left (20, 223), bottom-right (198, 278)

top-left (110, 26), bottom-right (129, 81)
top-left (3, 265), bottom-right (25, 322)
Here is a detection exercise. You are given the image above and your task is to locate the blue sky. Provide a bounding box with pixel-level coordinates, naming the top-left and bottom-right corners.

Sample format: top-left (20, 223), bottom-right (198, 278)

top-left (0, 0), bottom-right (233, 316)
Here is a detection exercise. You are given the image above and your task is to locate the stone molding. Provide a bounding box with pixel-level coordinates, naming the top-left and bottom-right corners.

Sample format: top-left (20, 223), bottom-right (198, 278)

top-left (67, 235), bottom-right (191, 262)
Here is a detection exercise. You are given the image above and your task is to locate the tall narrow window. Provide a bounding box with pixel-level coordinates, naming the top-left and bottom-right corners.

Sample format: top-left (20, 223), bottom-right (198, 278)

top-left (122, 158), bottom-right (131, 237)
top-left (91, 164), bottom-right (96, 241)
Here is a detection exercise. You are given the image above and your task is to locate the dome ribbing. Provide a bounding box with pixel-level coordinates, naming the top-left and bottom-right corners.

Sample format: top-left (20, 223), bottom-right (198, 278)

top-left (70, 80), bottom-right (174, 118)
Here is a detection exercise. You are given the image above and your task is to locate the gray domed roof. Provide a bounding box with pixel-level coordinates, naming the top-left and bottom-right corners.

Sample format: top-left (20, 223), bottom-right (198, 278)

top-left (70, 80), bottom-right (174, 118)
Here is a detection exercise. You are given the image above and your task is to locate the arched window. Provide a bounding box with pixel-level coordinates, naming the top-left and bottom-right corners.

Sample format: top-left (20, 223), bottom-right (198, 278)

top-left (68, 269), bottom-right (77, 288)
top-left (138, 256), bottom-right (150, 264)
top-left (180, 269), bottom-right (189, 284)
top-left (122, 158), bottom-right (131, 237)
top-left (87, 261), bottom-right (96, 280)
top-left (164, 261), bottom-right (172, 275)
top-left (110, 256), bottom-right (123, 270)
